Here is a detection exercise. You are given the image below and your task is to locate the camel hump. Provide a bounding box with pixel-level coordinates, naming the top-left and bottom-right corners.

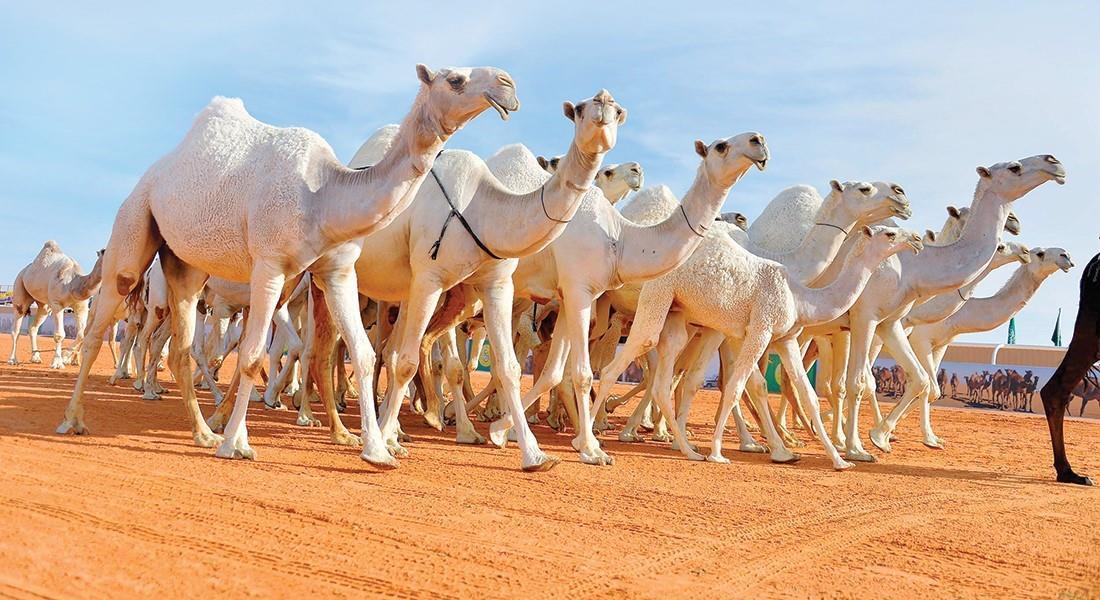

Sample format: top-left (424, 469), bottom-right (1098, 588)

top-left (42, 240), bottom-right (60, 251)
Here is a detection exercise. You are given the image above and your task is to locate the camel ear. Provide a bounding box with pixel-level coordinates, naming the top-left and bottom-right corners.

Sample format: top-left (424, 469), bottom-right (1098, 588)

top-left (861, 225), bottom-right (873, 237)
top-left (924, 229), bottom-right (936, 242)
top-left (563, 101), bottom-right (577, 122)
top-left (947, 205), bottom-right (961, 218)
top-left (536, 156), bottom-right (549, 170)
top-left (694, 140), bottom-right (707, 158)
top-left (617, 106), bottom-right (628, 125)
top-left (830, 180), bottom-right (843, 193)
top-left (976, 166), bottom-right (992, 178)
top-left (416, 64), bottom-right (435, 85)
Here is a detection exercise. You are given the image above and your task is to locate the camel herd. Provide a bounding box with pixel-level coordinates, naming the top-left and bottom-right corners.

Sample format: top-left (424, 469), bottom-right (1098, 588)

top-left (6, 64), bottom-right (1081, 474)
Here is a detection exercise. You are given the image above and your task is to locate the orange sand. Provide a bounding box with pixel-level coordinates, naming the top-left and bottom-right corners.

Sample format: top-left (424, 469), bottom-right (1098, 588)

top-left (0, 336), bottom-right (1097, 598)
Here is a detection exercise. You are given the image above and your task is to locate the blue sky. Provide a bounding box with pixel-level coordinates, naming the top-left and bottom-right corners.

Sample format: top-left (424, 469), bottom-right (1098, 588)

top-left (2, 2), bottom-right (1098, 345)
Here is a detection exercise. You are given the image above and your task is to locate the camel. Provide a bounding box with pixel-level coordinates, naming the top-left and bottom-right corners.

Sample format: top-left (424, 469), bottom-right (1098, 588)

top-left (1072, 368), bottom-right (1100, 417)
top-left (906, 248), bottom-right (1072, 443)
top-left (56, 64), bottom-right (519, 469)
top-left (855, 157), bottom-right (1065, 456)
top-left (1040, 251), bottom-right (1099, 485)
top-left (8, 242), bottom-right (104, 368)
top-left (538, 156), bottom-right (643, 205)
top-left (488, 133), bottom-right (771, 465)
top-left (298, 89), bottom-right (625, 471)
top-left (904, 241), bottom-right (1031, 327)
top-left (593, 224), bottom-right (922, 468)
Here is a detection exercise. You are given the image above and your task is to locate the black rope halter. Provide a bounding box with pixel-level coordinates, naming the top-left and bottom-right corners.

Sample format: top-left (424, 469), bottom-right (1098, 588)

top-left (681, 205), bottom-right (708, 237)
top-left (427, 161), bottom-right (502, 261)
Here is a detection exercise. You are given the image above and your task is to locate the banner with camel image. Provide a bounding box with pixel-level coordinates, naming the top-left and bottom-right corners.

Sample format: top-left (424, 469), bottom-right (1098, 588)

top-left (872, 356), bottom-right (1100, 419)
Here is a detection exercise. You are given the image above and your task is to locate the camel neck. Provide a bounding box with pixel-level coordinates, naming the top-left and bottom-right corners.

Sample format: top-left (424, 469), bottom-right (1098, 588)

top-left (946, 265), bottom-right (1049, 334)
top-left (780, 190), bottom-right (859, 284)
top-left (907, 186), bottom-right (1008, 296)
top-left (614, 162), bottom-right (747, 284)
top-left (69, 256), bottom-right (104, 300)
top-left (793, 241), bottom-right (880, 326)
top-left (314, 90), bottom-right (447, 245)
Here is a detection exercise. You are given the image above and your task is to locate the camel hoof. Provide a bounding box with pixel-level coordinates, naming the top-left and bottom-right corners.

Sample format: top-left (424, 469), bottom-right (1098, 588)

top-left (386, 440), bottom-right (409, 458)
top-left (132, 379), bottom-right (144, 392)
top-left (6, 358), bottom-right (18, 365)
top-left (526, 413), bottom-right (541, 425)
top-left (29, 352), bottom-right (42, 364)
top-left (456, 430), bottom-right (486, 445)
top-left (214, 437), bottom-right (254, 460)
top-left (922, 436), bottom-right (946, 450)
top-left (683, 450), bottom-right (705, 462)
top-left (739, 441), bottom-right (767, 454)
top-left (361, 446), bottom-right (399, 469)
top-left (834, 459), bottom-right (856, 471)
top-left (193, 429), bottom-right (224, 448)
top-left (263, 398), bottom-right (286, 410)
top-left (522, 453), bottom-right (561, 472)
top-left (50, 358), bottom-right (65, 370)
top-left (335, 400), bottom-right (347, 414)
top-left (578, 451), bottom-right (615, 466)
top-left (618, 430), bottom-right (645, 443)
top-left (488, 421), bottom-right (510, 448)
top-left (844, 448), bottom-right (877, 463)
top-left (55, 419), bottom-right (88, 436)
top-left (869, 427), bottom-right (892, 453)
top-left (651, 431), bottom-right (673, 443)
top-left (423, 411), bottom-right (444, 432)
top-left (296, 415), bottom-right (322, 428)
top-left (547, 414), bottom-right (564, 431)
top-left (771, 450), bottom-right (801, 464)
top-left (142, 389), bottom-right (162, 401)
top-left (331, 430), bottom-right (362, 447)
top-left (707, 453), bottom-right (731, 464)
top-left (1056, 471), bottom-right (1094, 486)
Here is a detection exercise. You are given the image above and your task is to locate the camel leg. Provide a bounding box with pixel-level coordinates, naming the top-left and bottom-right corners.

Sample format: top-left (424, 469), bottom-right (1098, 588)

top-left (47, 303), bottom-right (67, 369)
top-left (710, 326), bottom-right (774, 463)
top-left (645, 313), bottom-right (704, 462)
top-left (132, 305), bottom-right (161, 391)
top-left (673, 330), bottom-right (724, 449)
top-left (487, 316), bottom-right (569, 442)
top-left (473, 278), bottom-right (557, 470)
top-left (416, 288), bottom-right (471, 431)
top-left (842, 316), bottom-right (878, 462)
top-left (867, 337), bottom-right (886, 424)
top-left (150, 250), bottom-right (222, 449)
top-left (57, 197), bottom-right (161, 436)
top-left (744, 367), bottom-right (797, 460)
top-left (1039, 303), bottom-right (1097, 485)
top-left (559, 290), bottom-right (616, 465)
top-left (776, 338), bottom-right (852, 470)
top-left (828, 331), bottom-right (851, 446)
top-left (141, 318), bottom-right (171, 400)
top-left (618, 380), bottom-right (655, 443)
top-left (870, 320), bottom-right (933, 452)
top-left (261, 305), bottom-right (300, 409)
top-left (293, 283), bottom-right (322, 427)
top-left (307, 275), bottom-right (367, 448)
top-left (440, 326), bottom-right (483, 444)
top-left (20, 305), bottom-right (50, 365)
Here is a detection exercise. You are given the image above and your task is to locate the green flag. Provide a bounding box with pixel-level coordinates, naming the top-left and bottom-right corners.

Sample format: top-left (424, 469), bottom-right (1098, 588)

top-left (1007, 317), bottom-right (1016, 344)
top-left (1051, 308), bottom-right (1062, 346)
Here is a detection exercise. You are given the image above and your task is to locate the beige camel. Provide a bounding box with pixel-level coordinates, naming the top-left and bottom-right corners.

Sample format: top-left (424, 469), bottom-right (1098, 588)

top-left (488, 133), bottom-right (770, 465)
top-left (57, 65), bottom-right (518, 470)
top-left (594, 225), bottom-right (922, 468)
top-left (9, 241), bottom-right (104, 368)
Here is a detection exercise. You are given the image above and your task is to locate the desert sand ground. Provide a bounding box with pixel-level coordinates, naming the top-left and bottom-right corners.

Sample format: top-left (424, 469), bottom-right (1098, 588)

top-left (0, 336), bottom-right (1097, 599)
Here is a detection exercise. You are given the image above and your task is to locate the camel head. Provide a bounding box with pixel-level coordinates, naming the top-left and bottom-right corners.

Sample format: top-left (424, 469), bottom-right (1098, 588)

top-left (975, 154), bottom-right (1066, 202)
top-left (1031, 247), bottom-right (1075, 274)
top-left (1001, 240), bottom-right (1032, 265)
top-left (857, 225), bottom-right (923, 260)
top-left (824, 180), bottom-right (899, 224)
top-left (717, 211), bottom-right (750, 231)
top-left (416, 64), bottom-right (519, 136)
top-left (595, 162), bottom-right (645, 203)
top-left (563, 89), bottom-right (626, 155)
top-left (536, 155), bottom-right (563, 174)
top-left (693, 132), bottom-right (769, 188)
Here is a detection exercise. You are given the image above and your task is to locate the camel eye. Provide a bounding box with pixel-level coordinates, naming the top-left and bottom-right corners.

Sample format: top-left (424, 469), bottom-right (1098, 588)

top-left (859, 185), bottom-right (872, 194)
top-left (886, 231), bottom-right (897, 240)
top-left (750, 135), bottom-right (762, 145)
top-left (447, 76), bottom-right (466, 91)
top-left (1008, 164), bottom-right (1022, 174)
top-left (603, 170), bottom-right (612, 178)
top-left (714, 142), bottom-right (728, 153)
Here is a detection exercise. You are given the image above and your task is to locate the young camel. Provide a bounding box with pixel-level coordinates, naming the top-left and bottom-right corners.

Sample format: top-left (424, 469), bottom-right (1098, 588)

top-left (9, 241), bottom-right (104, 368)
top-left (489, 134), bottom-right (771, 465)
top-left (595, 224), bottom-right (922, 468)
top-left (906, 247), bottom-right (1073, 443)
top-left (57, 65), bottom-right (519, 470)
top-left (302, 90), bottom-right (625, 471)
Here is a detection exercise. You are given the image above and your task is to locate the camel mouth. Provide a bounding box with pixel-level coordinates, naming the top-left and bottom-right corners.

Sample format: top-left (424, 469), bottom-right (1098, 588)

top-left (891, 201), bottom-right (913, 219)
top-left (753, 158), bottom-right (768, 171)
top-left (484, 93), bottom-right (518, 121)
top-left (1061, 262), bottom-right (1074, 272)
top-left (1052, 174), bottom-right (1066, 185)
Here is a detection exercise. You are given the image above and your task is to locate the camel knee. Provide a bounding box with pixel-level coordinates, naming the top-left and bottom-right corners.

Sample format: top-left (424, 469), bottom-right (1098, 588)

top-left (496, 357), bottom-right (522, 385)
top-left (391, 353), bottom-right (419, 384)
top-left (116, 271), bottom-right (139, 296)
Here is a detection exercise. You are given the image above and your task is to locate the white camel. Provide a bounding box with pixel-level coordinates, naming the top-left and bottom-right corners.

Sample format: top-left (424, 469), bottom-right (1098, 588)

top-left (907, 247), bottom-right (1073, 435)
top-left (832, 156), bottom-right (1065, 459)
top-left (57, 64), bottom-right (519, 470)
top-left (593, 223), bottom-right (922, 468)
top-left (299, 89), bottom-right (625, 471)
top-left (488, 133), bottom-right (771, 465)
top-left (8, 241), bottom-right (103, 368)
